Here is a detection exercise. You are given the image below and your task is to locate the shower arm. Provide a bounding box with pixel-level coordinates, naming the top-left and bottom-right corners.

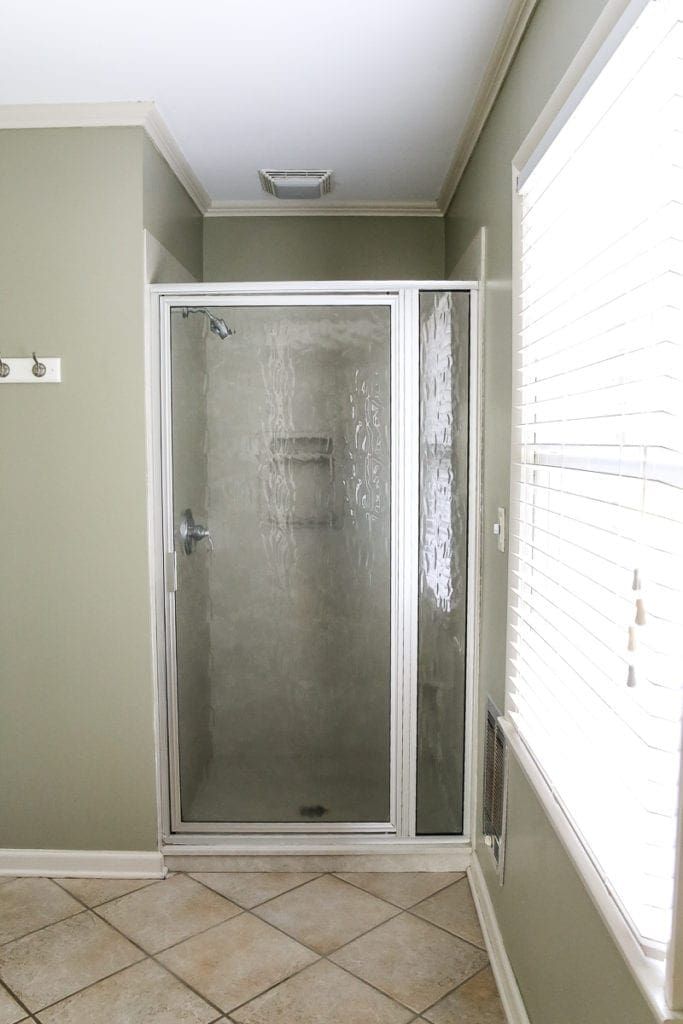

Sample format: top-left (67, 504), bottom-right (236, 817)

top-left (180, 306), bottom-right (234, 339)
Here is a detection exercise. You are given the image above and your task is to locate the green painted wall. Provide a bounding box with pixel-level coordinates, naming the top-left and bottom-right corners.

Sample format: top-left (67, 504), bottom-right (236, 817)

top-left (0, 127), bottom-right (158, 851)
top-left (445, 2), bottom-right (656, 1021)
top-left (143, 136), bottom-right (203, 280)
top-left (204, 216), bottom-right (444, 281)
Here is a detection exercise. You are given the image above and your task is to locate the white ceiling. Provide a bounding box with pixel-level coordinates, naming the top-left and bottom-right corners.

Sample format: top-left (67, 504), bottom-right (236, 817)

top-left (0, 0), bottom-right (513, 206)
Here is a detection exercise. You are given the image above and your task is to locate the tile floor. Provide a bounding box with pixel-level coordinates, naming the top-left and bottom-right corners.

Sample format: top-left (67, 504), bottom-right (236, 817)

top-left (0, 870), bottom-right (506, 1023)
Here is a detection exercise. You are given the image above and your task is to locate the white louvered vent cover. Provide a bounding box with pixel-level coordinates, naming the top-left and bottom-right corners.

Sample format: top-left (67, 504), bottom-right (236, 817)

top-left (483, 699), bottom-right (508, 872)
top-left (258, 169), bottom-right (333, 200)
top-left (508, 0), bottom-right (683, 955)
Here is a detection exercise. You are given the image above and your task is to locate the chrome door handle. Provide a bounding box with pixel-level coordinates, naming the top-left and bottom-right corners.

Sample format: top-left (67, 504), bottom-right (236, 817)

top-left (179, 508), bottom-right (213, 554)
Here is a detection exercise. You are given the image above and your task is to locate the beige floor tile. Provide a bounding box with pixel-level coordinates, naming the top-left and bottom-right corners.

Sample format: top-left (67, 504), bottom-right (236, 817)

top-left (253, 874), bottom-right (399, 954)
top-left (54, 876), bottom-right (158, 907)
top-left (0, 880), bottom-right (16, 888)
top-left (190, 872), bottom-right (319, 909)
top-left (36, 958), bottom-right (218, 1024)
top-left (97, 874), bottom-right (241, 953)
top-left (330, 913), bottom-right (488, 1013)
top-left (335, 872), bottom-right (464, 909)
top-left (0, 879), bottom-right (81, 945)
top-left (0, 985), bottom-right (27, 1024)
top-left (423, 967), bottom-right (505, 1023)
top-left (0, 911), bottom-right (143, 1012)
top-left (411, 878), bottom-right (485, 948)
top-left (158, 912), bottom-right (317, 1012)
top-left (231, 958), bottom-right (413, 1024)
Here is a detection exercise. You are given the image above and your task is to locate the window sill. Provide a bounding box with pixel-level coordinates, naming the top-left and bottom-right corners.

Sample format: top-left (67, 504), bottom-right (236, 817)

top-left (499, 717), bottom-right (683, 1023)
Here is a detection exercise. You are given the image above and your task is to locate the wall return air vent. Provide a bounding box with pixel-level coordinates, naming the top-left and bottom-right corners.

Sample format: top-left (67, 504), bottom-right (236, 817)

top-left (483, 698), bottom-right (508, 879)
top-left (258, 169), bottom-right (334, 200)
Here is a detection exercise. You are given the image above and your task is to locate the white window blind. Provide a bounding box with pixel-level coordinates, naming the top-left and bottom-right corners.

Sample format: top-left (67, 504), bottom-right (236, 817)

top-left (509, 0), bottom-right (683, 956)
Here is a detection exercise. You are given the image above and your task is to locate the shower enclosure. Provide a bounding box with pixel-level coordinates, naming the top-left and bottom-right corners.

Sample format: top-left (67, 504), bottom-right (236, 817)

top-left (151, 283), bottom-right (477, 844)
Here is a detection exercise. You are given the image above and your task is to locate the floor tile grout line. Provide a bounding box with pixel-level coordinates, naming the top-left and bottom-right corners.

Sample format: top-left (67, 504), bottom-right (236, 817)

top-left (187, 872), bottom-right (484, 974)
top-left (86, 906), bottom-right (231, 1019)
top-left (48, 877), bottom-right (246, 960)
top-left (225, 951), bottom-right (323, 1016)
top-left (417, 962), bottom-right (495, 1019)
top-left (0, 905), bottom-right (87, 950)
top-left (0, 974), bottom-right (34, 1019)
top-left (224, 873), bottom-right (486, 998)
top-left (28, 959), bottom-right (151, 1020)
top-left (403, 904), bottom-right (488, 954)
top-left (250, 896), bottom-right (403, 940)
top-left (189, 869), bottom-right (324, 912)
top-left (0, 870), bottom-right (95, 952)
top-left (26, 873), bottom-right (391, 1021)
top-left (191, 881), bottom-right (416, 1018)
top-left (30, 872), bottom-right (320, 1020)
top-left (84, 877), bottom-right (404, 1021)
top-left (24, 880), bottom-right (230, 1021)
top-left (236, 877), bottom-right (403, 958)
top-left (326, 948), bottom-right (494, 1020)
top-left (84, 873), bottom-right (248, 957)
top-left (320, 952), bottom-right (425, 1016)
top-left (51, 875), bottom-right (161, 909)
top-left (329, 871), bottom-right (467, 913)
top-left (199, 875), bottom-right (436, 1018)
top-left (5, 883), bottom-right (154, 1018)
top-left (1, 872), bottom-right (498, 1021)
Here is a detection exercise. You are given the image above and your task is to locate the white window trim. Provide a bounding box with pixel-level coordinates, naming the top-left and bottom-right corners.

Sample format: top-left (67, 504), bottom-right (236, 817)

top-left (507, 0), bottom-right (683, 1019)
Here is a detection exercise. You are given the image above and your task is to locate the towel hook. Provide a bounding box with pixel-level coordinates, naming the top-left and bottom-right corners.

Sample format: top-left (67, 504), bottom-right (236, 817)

top-left (31, 352), bottom-right (46, 378)
top-left (0, 356), bottom-right (9, 378)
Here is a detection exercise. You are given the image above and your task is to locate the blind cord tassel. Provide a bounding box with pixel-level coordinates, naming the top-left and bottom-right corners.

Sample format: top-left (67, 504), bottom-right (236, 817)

top-left (627, 569), bottom-right (646, 686)
top-left (635, 598), bottom-right (647, 626)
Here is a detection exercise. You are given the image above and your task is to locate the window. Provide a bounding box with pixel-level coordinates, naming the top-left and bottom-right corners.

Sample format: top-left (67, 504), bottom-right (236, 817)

top-left (508, 0), bottom-right (683, 970)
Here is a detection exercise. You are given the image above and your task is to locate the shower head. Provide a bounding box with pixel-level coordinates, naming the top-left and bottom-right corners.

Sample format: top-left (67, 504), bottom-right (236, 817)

top-left (179, 306), bottom-right (235, 339)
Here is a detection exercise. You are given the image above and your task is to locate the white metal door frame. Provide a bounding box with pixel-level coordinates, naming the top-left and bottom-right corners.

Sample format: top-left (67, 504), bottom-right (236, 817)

top-left (148, 281), bottom-right (479, 846)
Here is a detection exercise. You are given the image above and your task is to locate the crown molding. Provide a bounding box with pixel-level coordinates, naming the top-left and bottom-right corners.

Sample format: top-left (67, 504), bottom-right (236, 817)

top-left (0, 101), bottom-right (211, 214)
top-left (0, 100), bottom-right (156, 130)
top-left (437, 0), bottom-right (540, 214)
top-left (143, 105), bottom-right (210, 213)
top-left (0, 0), bottom-right (540, 232)
top-left (205, 199), bottom-right (442, 218)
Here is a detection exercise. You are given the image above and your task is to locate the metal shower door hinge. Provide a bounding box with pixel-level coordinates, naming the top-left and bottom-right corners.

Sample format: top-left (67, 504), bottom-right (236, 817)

top-left (165, 551), bottom-right (178, 593)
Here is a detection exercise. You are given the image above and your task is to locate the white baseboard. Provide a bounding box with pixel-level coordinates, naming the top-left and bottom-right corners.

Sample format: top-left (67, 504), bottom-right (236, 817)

top-left (468, 854), bottom-right (531, 1024)
top-left (0, 849), bottom-right (166, 879)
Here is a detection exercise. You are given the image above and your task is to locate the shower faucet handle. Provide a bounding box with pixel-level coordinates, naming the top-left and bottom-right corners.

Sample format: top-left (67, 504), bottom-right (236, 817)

top-left (179, 508), bottom-right (213, 555)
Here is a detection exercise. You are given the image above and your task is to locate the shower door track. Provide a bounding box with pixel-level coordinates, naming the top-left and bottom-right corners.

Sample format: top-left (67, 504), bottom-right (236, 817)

top-left (149, 281), bottom-right (480, 848)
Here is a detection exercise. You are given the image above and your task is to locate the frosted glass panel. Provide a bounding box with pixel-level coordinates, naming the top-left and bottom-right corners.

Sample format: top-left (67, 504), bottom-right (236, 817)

top-left (171, 305), bottom-right (391, 824)
top-left (416, 291), bottom-right (469, 835)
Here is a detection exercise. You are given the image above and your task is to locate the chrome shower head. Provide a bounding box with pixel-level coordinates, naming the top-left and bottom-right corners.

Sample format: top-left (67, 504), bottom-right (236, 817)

top-left (207, 312), bottom-right (233, 339)
top-left (179, 307), bottom-right (235, 339)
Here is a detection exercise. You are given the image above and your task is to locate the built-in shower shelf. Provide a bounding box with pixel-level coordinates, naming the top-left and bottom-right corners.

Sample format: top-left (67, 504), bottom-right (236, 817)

top-left (267, 434), bottom-right (337, 527)
top-left (272, 452), bottom-right (332, 463)
top-left (270, 435), bottom-right (333, 458)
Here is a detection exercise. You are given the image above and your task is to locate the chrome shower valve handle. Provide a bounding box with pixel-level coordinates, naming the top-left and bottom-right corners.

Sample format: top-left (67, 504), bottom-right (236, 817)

top-left (179, 508), bottom-right (213, 554)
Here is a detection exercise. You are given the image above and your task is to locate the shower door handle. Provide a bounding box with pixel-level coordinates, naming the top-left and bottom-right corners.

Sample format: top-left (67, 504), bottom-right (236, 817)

top-left (179, 508), bottom-right (213, 554)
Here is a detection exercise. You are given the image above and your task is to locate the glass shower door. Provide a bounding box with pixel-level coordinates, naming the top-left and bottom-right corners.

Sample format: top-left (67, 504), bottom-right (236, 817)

top-left (167, 301), bottom-right (393, 828)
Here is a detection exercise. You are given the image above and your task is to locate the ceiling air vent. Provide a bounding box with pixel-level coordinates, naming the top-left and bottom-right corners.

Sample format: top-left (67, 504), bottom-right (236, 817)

top-left (258, 169), bottom-right (333, 200)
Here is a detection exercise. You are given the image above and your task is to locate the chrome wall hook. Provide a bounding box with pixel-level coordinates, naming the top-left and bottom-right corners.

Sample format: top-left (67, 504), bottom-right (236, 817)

top-left (31, 352), bottom-right (46, 378)
top-left (0, 356), bottom-right (9, 378)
